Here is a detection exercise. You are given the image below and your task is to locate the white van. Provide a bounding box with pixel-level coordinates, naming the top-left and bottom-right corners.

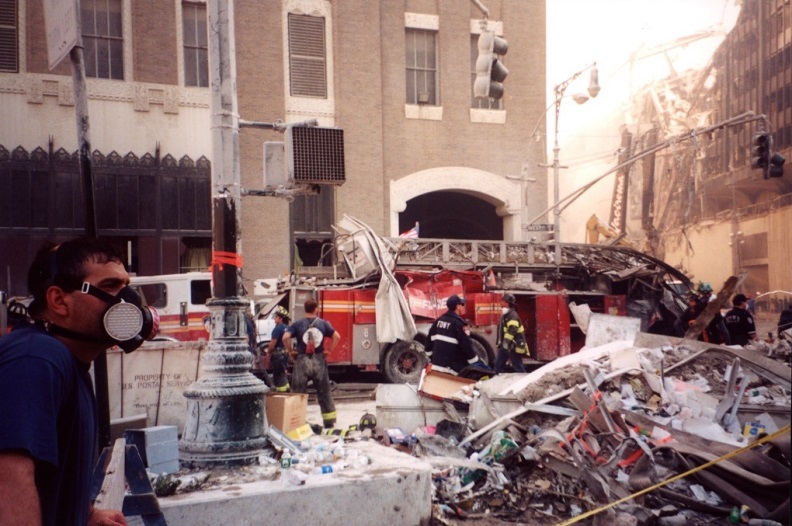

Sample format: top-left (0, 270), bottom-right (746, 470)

top-left (131, 272), bottom-right (212, 342)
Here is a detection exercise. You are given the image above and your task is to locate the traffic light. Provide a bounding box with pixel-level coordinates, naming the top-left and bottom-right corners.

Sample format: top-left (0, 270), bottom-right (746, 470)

top-left (474, 30), bottom-right (508, 100)
top-left (768, 151), bottom-right (785, 178)
top-left (751, 132), bottom-right (771, 172)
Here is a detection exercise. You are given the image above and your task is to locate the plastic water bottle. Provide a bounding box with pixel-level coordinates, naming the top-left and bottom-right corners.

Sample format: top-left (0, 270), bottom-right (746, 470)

top-left (312, 464), bottom-right (333, 474)
top-left (280, 450), bottom-right (292, 469)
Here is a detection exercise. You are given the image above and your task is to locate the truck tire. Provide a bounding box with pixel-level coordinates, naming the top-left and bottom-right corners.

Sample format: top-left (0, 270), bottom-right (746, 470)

top-left (470, 336), bottom-right (494, 366)
top-left (382, 340), bottom-right (428, 384)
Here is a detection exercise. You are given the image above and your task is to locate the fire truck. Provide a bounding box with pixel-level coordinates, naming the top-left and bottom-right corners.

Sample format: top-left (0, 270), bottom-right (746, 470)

top-left (128, 230), bottom-right (691, 384)
top-left (252, 234), bottom-right (691, 384)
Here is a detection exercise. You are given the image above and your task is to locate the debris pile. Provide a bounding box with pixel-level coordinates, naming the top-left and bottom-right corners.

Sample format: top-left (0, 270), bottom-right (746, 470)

top-left (141, 319), bottom-right (789, 526)
top-left (377, 331), bottom-right (790, 526)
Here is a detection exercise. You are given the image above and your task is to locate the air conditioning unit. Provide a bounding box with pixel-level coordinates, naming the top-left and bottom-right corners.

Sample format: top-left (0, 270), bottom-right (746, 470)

top-left (286, 126), bottom-right (345, 185)
top-left (263, 127), bottom-right (345, 189)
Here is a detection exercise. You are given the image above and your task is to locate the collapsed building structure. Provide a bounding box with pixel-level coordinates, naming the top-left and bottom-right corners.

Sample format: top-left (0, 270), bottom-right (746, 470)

top-left (589, 0), bottom-right (791, 298)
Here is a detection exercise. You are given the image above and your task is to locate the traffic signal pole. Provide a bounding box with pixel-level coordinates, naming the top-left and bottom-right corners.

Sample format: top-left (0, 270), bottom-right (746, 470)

top-left (526, 111), bottom-right (768, 233)
top-left (179, 0), bottom-right (269, 468)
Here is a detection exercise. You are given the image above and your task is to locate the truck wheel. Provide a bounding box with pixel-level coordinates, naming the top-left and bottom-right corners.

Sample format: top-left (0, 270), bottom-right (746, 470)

top-left (471, 337), bottom-right (494, 366)
top-left (383, 340), bottom-right (428, 384)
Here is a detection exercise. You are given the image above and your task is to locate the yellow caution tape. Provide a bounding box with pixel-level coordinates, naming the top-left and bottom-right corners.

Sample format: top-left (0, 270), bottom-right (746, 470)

top-left (554, 424), bottom-right (791, 526)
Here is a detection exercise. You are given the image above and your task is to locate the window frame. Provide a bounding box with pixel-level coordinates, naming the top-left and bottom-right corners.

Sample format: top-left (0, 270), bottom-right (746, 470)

top-left (289, 187), bottom-right (335, 268)
top-left (81, 0), bottom-right (124, 80)
top-left (182, 1), bottom-right (208, 88)
top-left (405, 27), bottom-right (439, 106)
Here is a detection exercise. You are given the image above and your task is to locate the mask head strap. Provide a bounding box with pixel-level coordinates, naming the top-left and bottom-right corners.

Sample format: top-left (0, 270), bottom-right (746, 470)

top-left (80, 282), bottom-right (121, 304)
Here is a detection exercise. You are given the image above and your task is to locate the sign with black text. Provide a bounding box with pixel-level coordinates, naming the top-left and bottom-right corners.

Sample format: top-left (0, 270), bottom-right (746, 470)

top-left (525, 223), bottom-right (554, 231)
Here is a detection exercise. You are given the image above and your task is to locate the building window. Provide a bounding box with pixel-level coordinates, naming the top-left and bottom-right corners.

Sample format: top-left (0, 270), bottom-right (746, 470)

top-left (0, 0), bottom-right (18, 72)
top-left (470, 34), bottom-right (502, 110)
top-left (290, 188), bottom-right (334, 267)
top-left (81, 0), bottom-right (123, 79)
top-left (288, 13), bottom-right (327, 98)
top-left (406, 28), bottom-right (438, 105)
top-left (182, 2), bottom-right (208, 87)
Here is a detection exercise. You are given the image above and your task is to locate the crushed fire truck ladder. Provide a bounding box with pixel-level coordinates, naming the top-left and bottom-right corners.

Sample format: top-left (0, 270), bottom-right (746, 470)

top-left (385, 237), bottom-right (690, 287)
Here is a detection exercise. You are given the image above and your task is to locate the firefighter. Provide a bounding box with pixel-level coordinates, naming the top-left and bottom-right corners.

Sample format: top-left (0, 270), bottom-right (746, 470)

top-left (282, 298), bottom-right (340, 429)
top-left (495, 293), bottom-right (528, 374)
top-left (674, 291), bottom-right (730, 344)
top-left (4, 300), bottom-right (31, 334)
top-left (695, 282), bottom-right (730, 344)
top-left (723, 293), bottom-right (758, 346)
top-left (697, 281), bottom-right (716, 303)
top-left (426, 295), bottom-right (484, 375)
top-left (266, 306), bottom-right (291, 392)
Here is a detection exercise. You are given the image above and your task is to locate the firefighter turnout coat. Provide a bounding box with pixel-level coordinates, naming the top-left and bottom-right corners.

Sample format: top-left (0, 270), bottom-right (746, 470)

top-left (496, 308), bottom-right (529, 354)
top-left (426, 310), bottom-right (479, 373)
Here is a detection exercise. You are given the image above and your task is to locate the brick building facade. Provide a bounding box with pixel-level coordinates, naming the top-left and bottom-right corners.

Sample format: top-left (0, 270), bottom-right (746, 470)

top-left (0, 0), bottom-right (546, 296)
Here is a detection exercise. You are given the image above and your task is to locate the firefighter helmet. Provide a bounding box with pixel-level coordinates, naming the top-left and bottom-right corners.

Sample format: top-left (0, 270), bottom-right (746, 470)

top-left (359, 413), bottom-right (377, 431)
top-left (274, 305), bottom-right (290, 321)
top-left (697, 282), bottom-right (713, 294)
top-left (502, 293), bottom-right (516, 306)
top-left (7, 300), bottom-right (27, 319)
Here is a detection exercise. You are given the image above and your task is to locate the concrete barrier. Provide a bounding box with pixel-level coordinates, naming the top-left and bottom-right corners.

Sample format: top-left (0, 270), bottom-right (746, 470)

top-left (126, 441), bottom-right (433, 526)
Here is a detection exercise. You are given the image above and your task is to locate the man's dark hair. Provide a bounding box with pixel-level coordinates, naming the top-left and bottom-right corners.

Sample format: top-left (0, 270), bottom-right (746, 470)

top-left (304, 298), bottom-right (318, 314)
top-left (27, 237), bottom-right (124, 317)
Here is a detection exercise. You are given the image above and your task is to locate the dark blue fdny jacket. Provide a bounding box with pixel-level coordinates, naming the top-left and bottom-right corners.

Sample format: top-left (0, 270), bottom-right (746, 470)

top-left (426, 310), bottom-right (478, 373)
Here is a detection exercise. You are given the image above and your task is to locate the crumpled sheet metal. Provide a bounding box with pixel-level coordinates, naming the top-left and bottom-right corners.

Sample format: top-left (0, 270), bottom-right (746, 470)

top-left (536, 426), bottom-right (634, 502)
top-left (635, 332), bottom-right (792, 390)
top-left (650, 437), bottom-right (791, 521)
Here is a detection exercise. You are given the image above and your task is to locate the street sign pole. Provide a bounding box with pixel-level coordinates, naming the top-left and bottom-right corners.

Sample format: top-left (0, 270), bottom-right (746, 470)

top-left (44, 0), bottom-right (111, 448)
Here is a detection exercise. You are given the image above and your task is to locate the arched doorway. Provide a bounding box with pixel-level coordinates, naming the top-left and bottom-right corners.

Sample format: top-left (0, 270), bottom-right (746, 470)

top-left (399, 191), bottom-right (503, 239)
top-left (389, 166), bottom-right (522, 240)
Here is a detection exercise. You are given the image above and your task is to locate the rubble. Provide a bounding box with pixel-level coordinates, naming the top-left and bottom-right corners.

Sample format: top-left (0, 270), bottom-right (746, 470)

top-left (132, 316), bottom-right (789, 526)
top-left (372, 321), bottom-right (791, 526)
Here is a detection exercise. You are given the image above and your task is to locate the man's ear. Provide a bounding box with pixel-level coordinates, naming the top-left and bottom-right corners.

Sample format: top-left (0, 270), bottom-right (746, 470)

top-left (45, 286), bottom-right (71, 317)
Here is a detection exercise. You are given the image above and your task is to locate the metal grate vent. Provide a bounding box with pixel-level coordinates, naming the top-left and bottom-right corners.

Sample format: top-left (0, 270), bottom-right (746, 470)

top-left (286, 127), bottom-right (345, 185)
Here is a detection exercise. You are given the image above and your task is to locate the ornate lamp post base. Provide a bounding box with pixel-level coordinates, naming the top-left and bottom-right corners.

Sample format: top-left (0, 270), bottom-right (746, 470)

top-left (179, 297), bottom-right (269, 468)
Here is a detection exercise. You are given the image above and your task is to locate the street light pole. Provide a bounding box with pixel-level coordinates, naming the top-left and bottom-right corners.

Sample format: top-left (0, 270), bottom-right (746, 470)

top-left (179, 0), bottom-right (269, 468)
top-left (548, 63), bottom-right (600, 282)
top-left (552, 95), bottom-right (563, 275)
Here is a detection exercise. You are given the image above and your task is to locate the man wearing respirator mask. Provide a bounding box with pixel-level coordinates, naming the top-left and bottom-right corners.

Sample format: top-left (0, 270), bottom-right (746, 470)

top-left (0, 237), bottom-right (158, 525)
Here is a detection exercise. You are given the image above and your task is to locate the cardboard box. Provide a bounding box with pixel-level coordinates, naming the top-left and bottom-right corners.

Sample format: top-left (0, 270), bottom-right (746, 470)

top-left (418, 368), bottom-right (476, 401)
top-left (266, 393), bottom-right (308, 433)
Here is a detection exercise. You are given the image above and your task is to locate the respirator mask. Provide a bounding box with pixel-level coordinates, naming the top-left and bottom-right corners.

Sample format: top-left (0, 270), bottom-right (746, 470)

top-left (80, 283), bottom-right (160, 353)
top-left (501, 307), bottom-right (510, 315)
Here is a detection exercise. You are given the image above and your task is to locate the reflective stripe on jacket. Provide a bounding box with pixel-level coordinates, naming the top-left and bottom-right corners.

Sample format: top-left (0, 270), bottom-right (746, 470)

top-left (497, 309), bottom-right (528, 354)
top-left (426, 310), bottom-right (478, 373)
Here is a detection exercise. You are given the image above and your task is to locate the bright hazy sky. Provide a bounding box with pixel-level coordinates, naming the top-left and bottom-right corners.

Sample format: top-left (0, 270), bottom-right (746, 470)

top-left (543, 0), bottom-right (742, 241)
top-left (546, 0), bottom-right (741, 150)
